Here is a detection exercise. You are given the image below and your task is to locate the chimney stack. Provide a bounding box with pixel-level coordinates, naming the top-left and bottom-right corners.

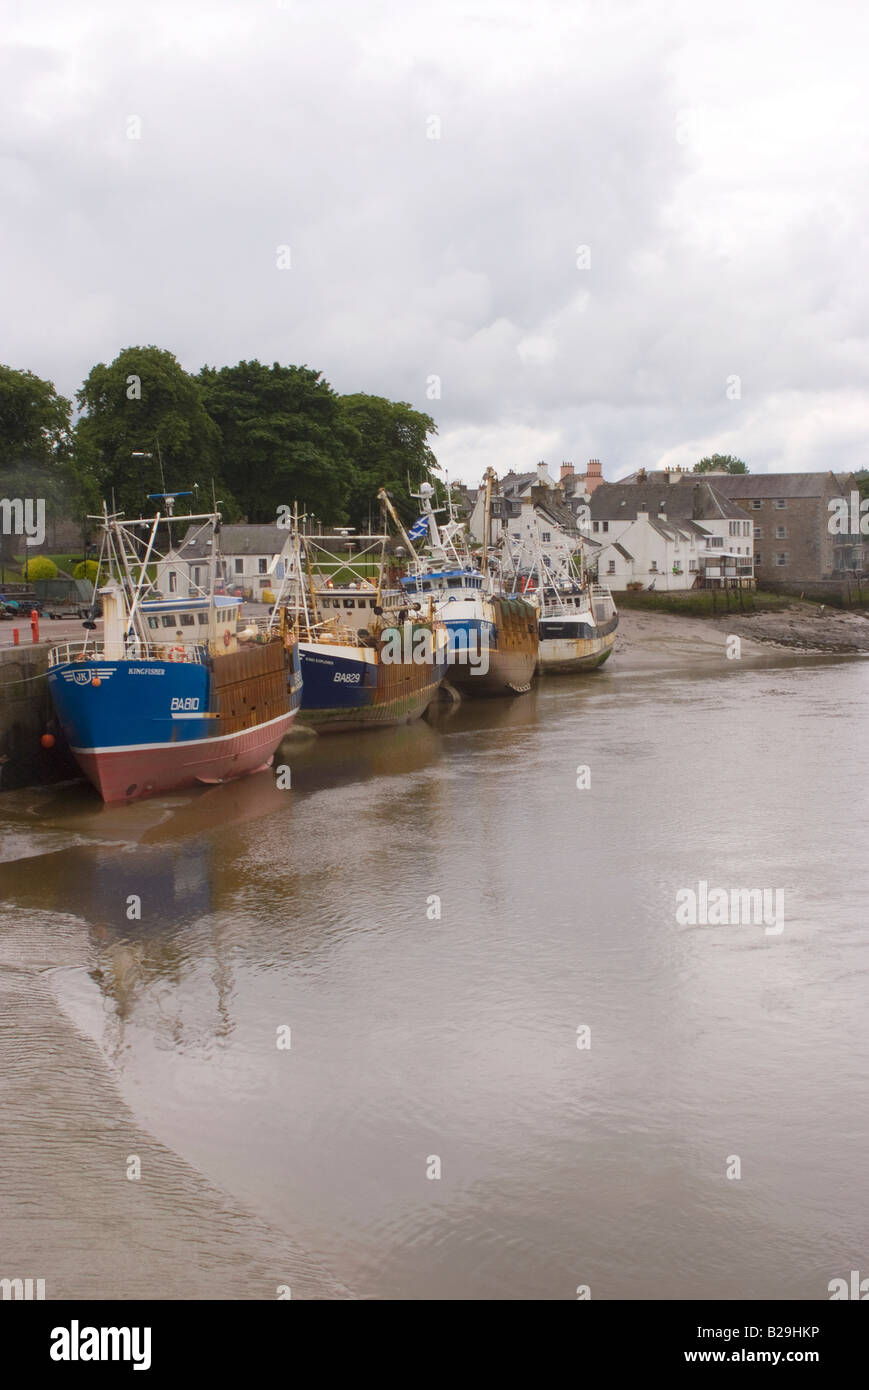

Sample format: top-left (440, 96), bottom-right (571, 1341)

top-left (584, 457), bottom-right (604, 494)
top-left (560, 462), bottom-right (575, 481)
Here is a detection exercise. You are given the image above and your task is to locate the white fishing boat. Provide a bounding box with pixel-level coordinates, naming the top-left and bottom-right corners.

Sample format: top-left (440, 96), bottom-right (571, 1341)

top-left (505, 531), bottom-right (618, 674)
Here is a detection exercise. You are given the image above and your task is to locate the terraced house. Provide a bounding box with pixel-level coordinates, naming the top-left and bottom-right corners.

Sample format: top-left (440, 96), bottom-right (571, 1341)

top-left (700, 472), bottom-right (865, 584)
top-left (587, 475), bottom-right (754, 591)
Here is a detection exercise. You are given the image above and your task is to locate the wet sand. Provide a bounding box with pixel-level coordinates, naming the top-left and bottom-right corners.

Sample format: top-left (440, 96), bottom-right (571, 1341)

top-left (610, 607), bottom-right (771, 672)
top-left (0, 907), bottom-right (353, 1299)
top-left (613, 603), bottom-right (869, 668)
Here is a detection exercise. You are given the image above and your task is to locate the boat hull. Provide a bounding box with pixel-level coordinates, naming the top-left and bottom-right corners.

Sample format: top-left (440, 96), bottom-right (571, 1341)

top-left (72, 711), bottom-right (297, 802)
top-left (442, 596), bottom-right (538, 696)
top-left (536, 613), bottom-right (618, 674)
top-left (298, 638), bottom-right (447, 733)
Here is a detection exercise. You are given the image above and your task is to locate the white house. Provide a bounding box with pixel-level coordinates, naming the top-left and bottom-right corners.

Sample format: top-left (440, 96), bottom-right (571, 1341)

top-left (469, 462), bottom-right (596, 572)
top-left (588, 479), bottom-right (755, 591)
top-left (155, 523), bottom-right (293, 602)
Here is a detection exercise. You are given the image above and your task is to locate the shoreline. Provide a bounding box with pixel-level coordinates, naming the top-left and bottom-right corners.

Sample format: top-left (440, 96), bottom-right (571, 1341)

top-left (611, 601), bottom-right (869, 671)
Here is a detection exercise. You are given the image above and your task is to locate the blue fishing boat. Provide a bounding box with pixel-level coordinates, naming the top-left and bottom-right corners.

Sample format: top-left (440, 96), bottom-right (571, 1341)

top-left (269, 522), bottom-right (448, 732)
top-left (47, 501), bottom-right (301, 802)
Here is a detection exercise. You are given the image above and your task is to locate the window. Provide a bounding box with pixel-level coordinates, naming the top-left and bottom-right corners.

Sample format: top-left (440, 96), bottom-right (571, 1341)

top-left (774, 499), bottom-right (787, 509)
top-left (147, 616), bottom-right (159, 630)
top-left (258, 558), bottom-right (268, 574)
top-left (755, 553), bottom-right (762, 564)
top-left (754, 526), bottom-right (763, 538)
top-left (180, 613), bottom-right (195, 627)
top-left (198, 612), bottom-right (208, 625)
top-left (592, 521), bottom-right (599, 533)
top-left (751, 499), bottom-right (762, 510)
top-left (729, 521), bottom-right (738, 536)
top-left (168, 571), bottom-right (177, 593)
top-left (343, 598), bottom-right (356, 608)
top-left (744, 522), bottom-right (751, 536)
top-left (191, 567), bottom-right (202, 588)
top-left (775, 552), bottom-right (789, 566)
top-left (689, 559), bottom-right (697, 572)
top-left (234, 558), bottom-right (243, 574)
top-left (708, 536), bottom-right (723, 548)
top-left (775, 525), bottom-right (787, 539)
top-left (607, 560), bottom-right (616, 574)
top-left (541, 531), bottom-right (551, 543)
top-left (161, 614), bottom-right (176, 628)
top-left (602, 521), bottom-right (609, 533)
top-left (650, 560), bottom-right (658, 571)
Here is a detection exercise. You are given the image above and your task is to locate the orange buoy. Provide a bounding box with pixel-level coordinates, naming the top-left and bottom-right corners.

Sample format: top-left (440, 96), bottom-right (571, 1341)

top-left (92, 676), bottom-right (102, 687)
top-left (41, 733), bottom-right (56, 749)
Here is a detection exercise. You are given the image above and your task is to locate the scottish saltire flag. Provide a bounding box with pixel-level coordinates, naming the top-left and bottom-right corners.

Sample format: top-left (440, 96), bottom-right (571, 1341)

top-left (407, 514), bottom-right (429, 541)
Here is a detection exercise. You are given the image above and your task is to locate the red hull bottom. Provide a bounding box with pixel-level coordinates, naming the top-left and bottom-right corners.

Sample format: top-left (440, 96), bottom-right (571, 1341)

top-left (73, 712), bottom-right (297, 803)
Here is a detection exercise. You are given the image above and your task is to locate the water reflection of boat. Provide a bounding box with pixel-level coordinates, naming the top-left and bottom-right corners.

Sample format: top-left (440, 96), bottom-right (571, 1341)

top-left (0, 837), bottom-right (213, 929)
top-left (47, 499), bottom-right (300, 802)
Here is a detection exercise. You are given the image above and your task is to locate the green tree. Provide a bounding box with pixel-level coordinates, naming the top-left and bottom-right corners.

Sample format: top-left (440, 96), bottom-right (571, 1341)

top-left (693, 454), bottom-right (749, 474)
top-left (75, 346), bottom-right (224, 518)
top-left (0, 364), bottom-right (81, 568)
top-left (337, 394), bottom-right (439, 529)
top-left (199, 361), bottom-right (350, 524)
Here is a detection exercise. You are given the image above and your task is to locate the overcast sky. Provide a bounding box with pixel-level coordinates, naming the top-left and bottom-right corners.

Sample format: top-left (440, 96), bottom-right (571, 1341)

top-left (3, 0), bottom-right (868, 485)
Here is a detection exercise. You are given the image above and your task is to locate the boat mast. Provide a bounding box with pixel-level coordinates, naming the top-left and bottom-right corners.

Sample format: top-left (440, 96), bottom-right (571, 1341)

top-left (480, 467), bottom-right (495, 587)
top-left (377, 488), bottom-right (419, 564)
top-left (124, 512), bottom-right (161, 644)
top-left (303, 533), bottom-right (320, 629)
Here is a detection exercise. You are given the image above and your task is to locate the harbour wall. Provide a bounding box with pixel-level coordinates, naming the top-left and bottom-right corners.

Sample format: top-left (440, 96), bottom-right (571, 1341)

top-left (760, 577), bottom-right (869, 606)
top-left (0, 645), bottom-right (77, 790)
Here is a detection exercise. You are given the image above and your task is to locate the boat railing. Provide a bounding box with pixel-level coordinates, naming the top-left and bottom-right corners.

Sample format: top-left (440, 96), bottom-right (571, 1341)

top-left (538, 598), bottom-right (592, 618)
top-left (48, 639), bottom-right (208, 668)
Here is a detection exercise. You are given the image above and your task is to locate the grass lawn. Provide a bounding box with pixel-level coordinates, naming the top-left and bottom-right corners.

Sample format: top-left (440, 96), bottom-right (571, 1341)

top-left (615, 588), bottom-right (794, 616)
